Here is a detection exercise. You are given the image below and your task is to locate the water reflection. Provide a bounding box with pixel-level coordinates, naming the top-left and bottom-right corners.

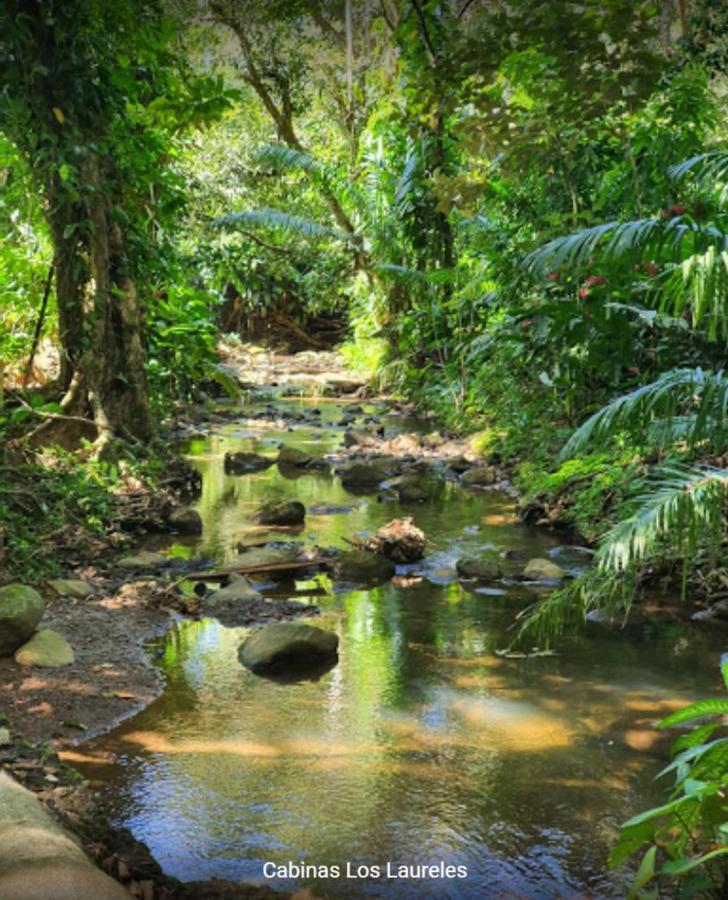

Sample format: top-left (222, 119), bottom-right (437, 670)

top-left (73, 400), bottom-right (726, 898)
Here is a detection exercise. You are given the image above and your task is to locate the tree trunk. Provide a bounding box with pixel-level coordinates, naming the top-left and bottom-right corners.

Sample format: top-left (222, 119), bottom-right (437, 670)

top-left (45, 182), bottom-right (87, 391)
top-left (82, 155), bottom-right (152, 448)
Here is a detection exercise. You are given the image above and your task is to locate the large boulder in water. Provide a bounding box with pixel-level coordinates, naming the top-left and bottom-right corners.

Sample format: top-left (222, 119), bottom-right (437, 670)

top-left (277, 446), bottom-right (314, 468)
top-left (251, 500), bottom-right (306, 526)
top-left (0, 585), bottom-right (45, 657)
top-left (239, 622), bottom-right (338, 679)
top-left (224, 451), bottom-right (273, 474)
top-left (456, 557), bottom-right (503, 581)
top-left (340, 461), bottom-right (390, 490)
top-left (333, 550), bottom-right (395, 584)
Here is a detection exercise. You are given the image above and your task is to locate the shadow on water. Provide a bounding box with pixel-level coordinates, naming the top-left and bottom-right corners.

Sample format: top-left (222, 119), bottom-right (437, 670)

top-left (73, 397), bottom-right (727, 899)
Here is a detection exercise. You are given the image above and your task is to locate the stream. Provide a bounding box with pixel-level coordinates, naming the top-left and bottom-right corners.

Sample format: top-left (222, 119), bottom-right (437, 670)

top-left (74, 386), bottom-right (725, 899)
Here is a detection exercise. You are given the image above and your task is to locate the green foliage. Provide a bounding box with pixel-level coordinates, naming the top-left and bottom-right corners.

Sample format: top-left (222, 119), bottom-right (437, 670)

top-left (609, 659), bottom-right (728, 898)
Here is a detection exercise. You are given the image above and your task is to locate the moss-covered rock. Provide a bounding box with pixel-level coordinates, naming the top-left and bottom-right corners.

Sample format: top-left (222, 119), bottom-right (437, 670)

top-left (0, 585), bottom-right (45, 657)
top-left (14, 629), bottom-right (74, 668)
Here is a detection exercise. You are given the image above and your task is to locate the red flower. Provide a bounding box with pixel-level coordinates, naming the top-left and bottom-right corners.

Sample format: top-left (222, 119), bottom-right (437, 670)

top-left (660, 203), bottom-right (687, 219)
top-left (546, 271), bottom-right (560, 281)
top-left (578, 287), bottom-right (590, 299)
top-left (584, 275), bottom-right (606, 287)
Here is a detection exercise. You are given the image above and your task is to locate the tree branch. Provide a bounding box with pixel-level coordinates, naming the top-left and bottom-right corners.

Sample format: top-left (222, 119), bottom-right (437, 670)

top-left (410, 0), bottom-right (438, 65)
top-left (457, 0), bottom-right (478, 19)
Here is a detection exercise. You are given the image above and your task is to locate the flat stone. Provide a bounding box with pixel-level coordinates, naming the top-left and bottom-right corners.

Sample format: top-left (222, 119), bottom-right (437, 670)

top-left (47, 580), bottom-right (94, 599)
top-left (0, 585), bottom-right (45, 657)
top-left (343, 428), bottom-right (381, 448)
top-left (201, 579), bottom-right (266, 625)
top-left (14, 629), bottom-right (74, 668)
top-left (523, 558), bottom-right (565, 582)
top-left (117, 551), bottom-right (167, 570)
top-left (233, 547), bottom-right (301, 568)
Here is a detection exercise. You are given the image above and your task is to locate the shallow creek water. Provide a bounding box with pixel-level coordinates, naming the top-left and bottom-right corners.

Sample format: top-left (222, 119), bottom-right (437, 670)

top-left (76, 396), bottom-right (725, 898)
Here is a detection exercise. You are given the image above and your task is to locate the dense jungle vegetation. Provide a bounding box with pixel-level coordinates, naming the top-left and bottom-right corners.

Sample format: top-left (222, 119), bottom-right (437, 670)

top-left (1, 1), bottom-right (728, 894)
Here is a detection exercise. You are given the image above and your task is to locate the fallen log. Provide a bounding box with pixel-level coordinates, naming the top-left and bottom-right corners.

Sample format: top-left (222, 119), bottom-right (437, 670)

top-left (184, 557), bottom-right (330, 581)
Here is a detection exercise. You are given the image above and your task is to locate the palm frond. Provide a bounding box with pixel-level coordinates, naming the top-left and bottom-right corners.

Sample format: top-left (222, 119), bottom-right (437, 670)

top-left (254, 144), bottom-right (323, 177)
top-left (394, 148), bottom-right (422, 213)
top-left (670, 151), bottom-right (728, 204)
top-left (661, 246), bottom-right (728, 341)
top-left (561, 368), bottom-right (728, 459)
top-left (374, 263), bottom-right (456, 285)
top-left (526, 219), bottom-right (660, 275)
top-left (596, 464), bottom-right (728, 573)
top-left (517, 463), bottom-right (727, 645)
top-left (211, 208), bottom-right (348, 241)
top-left (515, 571), bottom-right (634, 646)
top-left (253, 143), bottom-right (366, 220)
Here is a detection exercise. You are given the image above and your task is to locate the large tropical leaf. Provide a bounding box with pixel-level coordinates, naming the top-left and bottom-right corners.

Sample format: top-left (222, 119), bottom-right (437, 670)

top-left (596, 464), bottom-right (728, 574)
top-left (560, 368), bottom-right (728, 459)
top-left (212, 208), bottom-right (348, 241)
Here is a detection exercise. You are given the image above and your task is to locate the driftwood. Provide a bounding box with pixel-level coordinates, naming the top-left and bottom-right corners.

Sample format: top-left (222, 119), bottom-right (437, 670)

top-left (184, 557), bottom-right (330, 581)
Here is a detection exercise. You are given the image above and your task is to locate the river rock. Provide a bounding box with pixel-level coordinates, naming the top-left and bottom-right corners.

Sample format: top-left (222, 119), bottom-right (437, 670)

top-left (456, 558), bottom-right (504, 580)
top-left (239, 622), bottom-right (339, 677)
top-left (397, 479), bottom-right (429, 504)
top-left (14, 629), bottom-right (74, 668)
top-left (344, 428), bottom-right (382, 448)
top-left (387, 433), bottom-right (421, 455)
top-left (461, 466), bottom-right (497, 486)
top-left (362, 517), bottom-right (426, 563)
top-left (233, 546), bottom-right (302, 569)
top-left (333, 550), bottom-right (396, 584)
top-left (168, 507), bottom-right (203, 535)
top-left (201, 578), bottom-right (265, 623)
top-left (47, 579), bottom-right (94, 599)
top-left (0, 585), bottom-right (45, 657)
top-left (0, 771), bottom-right (130, 900)
top-left (118, 550), bottom-right (167, 570)
top-left (523, 558), bottom-right (565, 581)
top-left (309, 503), bottom-right (354, 515)
top-left (340, 461), bottom-right (390, 489)
top-left (252, 500), bottom-right (306, 526)
top-left (224, 451), bottom-right (273, 474)
top-left (277, 446), bottom-right (314, 467)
